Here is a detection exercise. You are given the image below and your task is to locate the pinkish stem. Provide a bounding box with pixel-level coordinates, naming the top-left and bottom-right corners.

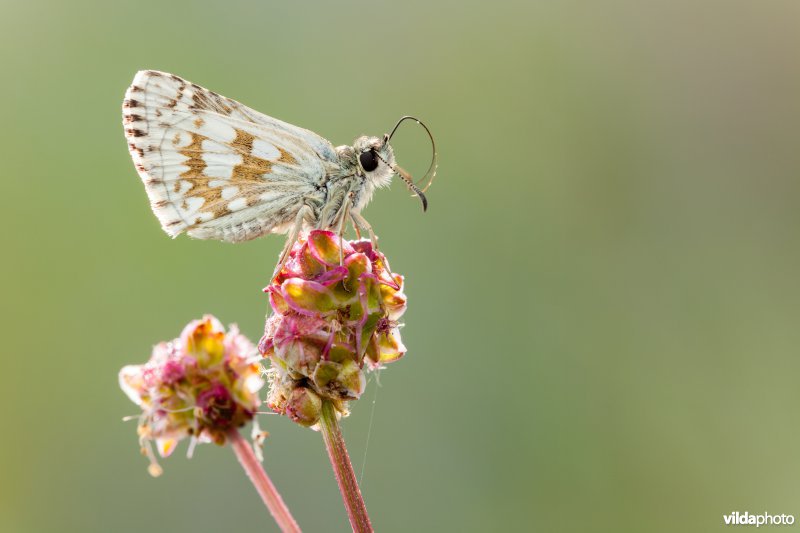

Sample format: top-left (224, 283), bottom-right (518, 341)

top-left (228, 429), bottom-right (301, 533)
top-left (319, 401), bottom-right (374, 532)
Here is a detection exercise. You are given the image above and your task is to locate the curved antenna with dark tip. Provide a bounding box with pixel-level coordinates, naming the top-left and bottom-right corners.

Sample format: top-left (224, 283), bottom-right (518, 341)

top-left (394, 164), bottom-right (428, 212)
top-left (387, 115), bottom-right (438, 193)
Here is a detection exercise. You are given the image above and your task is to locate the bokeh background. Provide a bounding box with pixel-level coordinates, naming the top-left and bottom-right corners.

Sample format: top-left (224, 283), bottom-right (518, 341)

top-left (2, 0), bottom-right (799, 531)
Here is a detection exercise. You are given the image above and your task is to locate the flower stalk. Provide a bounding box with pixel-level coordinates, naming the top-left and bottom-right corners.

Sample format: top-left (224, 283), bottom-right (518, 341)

top-left (228, 429), bottom-right (301, 533)
top-left (319, 400), bottom-right (373, 533)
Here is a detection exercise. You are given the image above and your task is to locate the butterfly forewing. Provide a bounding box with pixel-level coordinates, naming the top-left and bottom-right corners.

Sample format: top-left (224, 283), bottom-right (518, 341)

top-left (123, 70), bottom-right (339, 242)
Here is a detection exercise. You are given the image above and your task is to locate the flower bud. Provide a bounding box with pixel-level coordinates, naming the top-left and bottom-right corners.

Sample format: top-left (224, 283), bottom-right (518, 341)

top-left (119, 316), bottom-right (264, 475)
top-left (260, 231), bottom-right (408, 426)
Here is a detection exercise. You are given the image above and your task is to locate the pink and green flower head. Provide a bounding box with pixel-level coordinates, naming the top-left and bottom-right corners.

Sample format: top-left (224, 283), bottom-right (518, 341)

top-left (259, 230), bottom-right (408, 427)
top-left (119, 315), bottom-right (264, 476)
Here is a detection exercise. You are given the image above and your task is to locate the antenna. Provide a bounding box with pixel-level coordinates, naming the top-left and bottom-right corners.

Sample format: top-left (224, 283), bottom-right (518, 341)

top-left (387, 116), bottom-right (438, 193)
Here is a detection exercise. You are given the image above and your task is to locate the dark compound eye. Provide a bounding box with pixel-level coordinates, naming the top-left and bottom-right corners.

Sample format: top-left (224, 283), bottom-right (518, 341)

top-left (359, 149), bottom-right (379, 172)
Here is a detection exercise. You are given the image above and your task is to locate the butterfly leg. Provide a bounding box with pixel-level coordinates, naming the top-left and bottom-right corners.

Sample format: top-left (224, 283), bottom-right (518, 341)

top-left (336, 193), bottom-right (355, 265)
top-left (351, 211), bottom-right (398, 282)
top-left (350, 211), bottom-right (377, 250)
top-left (316, 193), bottom-right (342, 233)
top-left (272, 204), bottom-right (314, 280)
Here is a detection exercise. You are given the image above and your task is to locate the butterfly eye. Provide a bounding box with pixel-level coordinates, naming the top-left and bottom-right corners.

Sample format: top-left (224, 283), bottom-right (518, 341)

top-left (359, 149), bottom-right (379, 172)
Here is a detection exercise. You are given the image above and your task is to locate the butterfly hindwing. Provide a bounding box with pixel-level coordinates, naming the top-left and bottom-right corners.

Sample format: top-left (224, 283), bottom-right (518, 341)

top-left (123, 70), bottom-right (338, 242)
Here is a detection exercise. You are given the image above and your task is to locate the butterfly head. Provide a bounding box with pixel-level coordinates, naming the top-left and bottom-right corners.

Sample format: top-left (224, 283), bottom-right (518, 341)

top-left (353, 135), bottom-right (396, 190)
top-left (352, 117), bottom-right (437, 212)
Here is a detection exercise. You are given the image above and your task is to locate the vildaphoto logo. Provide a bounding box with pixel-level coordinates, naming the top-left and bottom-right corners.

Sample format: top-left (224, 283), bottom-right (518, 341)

top-left (723, 512), bottom-right (795, 527)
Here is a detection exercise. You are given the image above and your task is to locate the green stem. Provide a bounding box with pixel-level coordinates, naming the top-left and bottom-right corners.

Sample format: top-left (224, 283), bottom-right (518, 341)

top-left (228, 429), bottom-right (302, 533)
top-left (319, 401), bottom-right (373, 532)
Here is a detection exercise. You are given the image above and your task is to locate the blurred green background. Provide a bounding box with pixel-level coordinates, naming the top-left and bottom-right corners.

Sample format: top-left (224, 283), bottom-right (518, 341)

top-left (2, 0), bottom-right (799, 531)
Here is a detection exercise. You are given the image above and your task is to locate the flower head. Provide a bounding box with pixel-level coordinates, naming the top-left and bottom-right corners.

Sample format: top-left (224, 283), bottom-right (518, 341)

top-left (259, 231), bottom-right (408, 427)
top-left (119, 315), bottom-right (264, 476)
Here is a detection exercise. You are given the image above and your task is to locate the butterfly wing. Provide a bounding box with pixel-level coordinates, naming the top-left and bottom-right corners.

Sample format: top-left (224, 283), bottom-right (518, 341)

top-left (122, 70), bottom-right (339, 242)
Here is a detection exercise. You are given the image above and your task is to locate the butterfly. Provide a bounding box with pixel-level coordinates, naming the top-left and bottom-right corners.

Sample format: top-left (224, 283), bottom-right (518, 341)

top-left (122, 70), bottom-right (436, 272)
